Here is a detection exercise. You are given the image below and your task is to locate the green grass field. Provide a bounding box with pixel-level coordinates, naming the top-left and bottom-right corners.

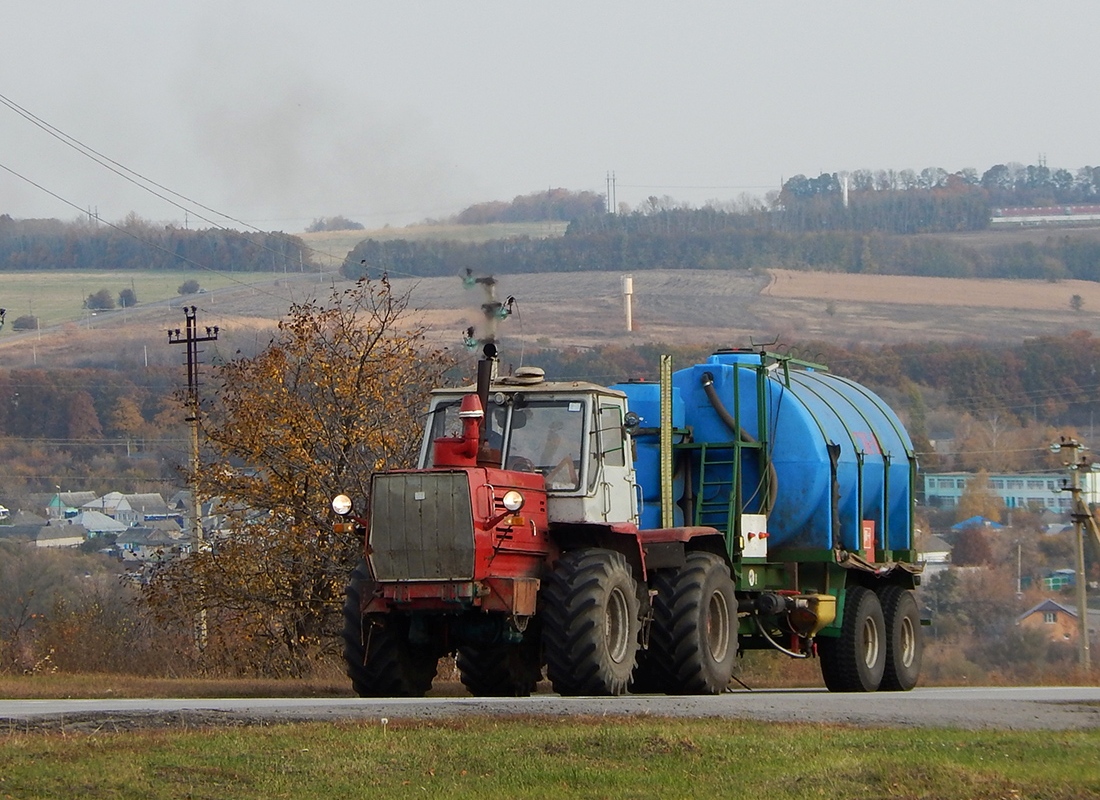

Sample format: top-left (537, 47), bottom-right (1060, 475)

top-left (0, 270), bottom-right (297, 328)
top-left (2, 716), bottom-right (1098, 799)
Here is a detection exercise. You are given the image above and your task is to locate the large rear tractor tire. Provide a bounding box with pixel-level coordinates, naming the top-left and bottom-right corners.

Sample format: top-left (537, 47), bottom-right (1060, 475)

top-left (457, 634), bottom-right (542, 697)
top-left (541, 548), bottom-right (642, 696)
top-left (343, 561), bottom-right (438, 697)
top-left (817, 585), bottom-right (886, 693)
top-left (634, 552), bottom-right (737, 695)
top-left (877, 585), bottom-right (923, 691)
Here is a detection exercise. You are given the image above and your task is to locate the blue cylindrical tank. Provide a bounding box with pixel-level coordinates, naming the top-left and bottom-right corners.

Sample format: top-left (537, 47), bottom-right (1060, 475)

top-left (670, 351), bottom-right (914, 554)
top-left (611, 381), bottom-right (685, 529)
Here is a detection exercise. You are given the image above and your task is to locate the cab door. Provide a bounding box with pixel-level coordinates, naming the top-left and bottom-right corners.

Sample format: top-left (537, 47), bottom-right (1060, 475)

top-left (592, 401), bottom-right (638, 525)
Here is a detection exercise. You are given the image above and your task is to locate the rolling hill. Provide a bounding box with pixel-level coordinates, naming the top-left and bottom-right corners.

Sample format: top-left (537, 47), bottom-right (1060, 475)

top-left (2, 222), bottom-right (1100, 369)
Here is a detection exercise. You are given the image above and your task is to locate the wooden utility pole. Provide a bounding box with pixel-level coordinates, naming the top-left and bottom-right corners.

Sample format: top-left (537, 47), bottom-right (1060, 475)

top-left (168, 306), bottom-right (218, 648)
top-left (1051, 436), bottom-right (1092, 671)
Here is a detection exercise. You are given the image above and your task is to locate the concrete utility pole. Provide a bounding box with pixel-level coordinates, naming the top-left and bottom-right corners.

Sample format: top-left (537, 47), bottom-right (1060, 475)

top-left (1050, 436), bottom-right (1092, 671)
top-left (168, 306), bottom-right (219, 649)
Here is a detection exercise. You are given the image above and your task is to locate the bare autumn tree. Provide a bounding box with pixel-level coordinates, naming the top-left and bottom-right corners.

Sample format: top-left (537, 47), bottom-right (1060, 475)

top-left (143, 276), bottom-right (455, 675)
top-left (955, 412), bottom-right (1029, 472)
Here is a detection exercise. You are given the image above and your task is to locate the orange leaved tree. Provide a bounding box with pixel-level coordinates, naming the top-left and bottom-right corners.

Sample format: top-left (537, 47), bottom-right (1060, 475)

top-left (144, 277), bottom-right (454, 676)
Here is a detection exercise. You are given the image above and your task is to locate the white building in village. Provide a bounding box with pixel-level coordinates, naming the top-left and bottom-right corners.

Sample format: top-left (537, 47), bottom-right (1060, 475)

top-left (922, 471), bottom-right (1100, 512)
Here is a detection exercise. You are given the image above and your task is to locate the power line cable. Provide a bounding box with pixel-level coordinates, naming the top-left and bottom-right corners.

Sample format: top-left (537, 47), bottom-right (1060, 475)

top-left (0, 92), bottom-right (362, 270)
top-left (0, 92), bottom-right (247, 230)
top-left (0, 94), bottom-right (577, 286)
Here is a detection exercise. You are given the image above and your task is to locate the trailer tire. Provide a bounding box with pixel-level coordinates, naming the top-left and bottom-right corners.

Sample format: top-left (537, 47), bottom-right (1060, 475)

top-left (457, 636), bottom-right (542, 697)
top-left (636, 552), bottom-right (737, 695)
top-left (342, 562), bottom-right (437, 697)
top-left (541, 548), bottom-right (641, 696)
top-left (877, 585), bottom-right (922, 692)
top-left (817, 585), bottom-right (886, 692)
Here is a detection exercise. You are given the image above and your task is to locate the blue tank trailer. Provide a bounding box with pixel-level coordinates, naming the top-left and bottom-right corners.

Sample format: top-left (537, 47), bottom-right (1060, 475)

top-left (613, 349), bottom-right (922, 692)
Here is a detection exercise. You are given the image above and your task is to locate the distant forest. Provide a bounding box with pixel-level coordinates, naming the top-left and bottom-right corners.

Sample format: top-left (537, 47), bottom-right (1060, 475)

top-left (344, 162), bottom-right (1100, 282)
top-left (523, 330), bottom-right (1100, 425)
top-left (347, 224), bottom-right (1100, 282)
top-left (5, 332), bottom-right (1096, 448)
top-left (0, 214), bottom-right (314, 273)
top-left (5, 161), bottom-right (1100, 278)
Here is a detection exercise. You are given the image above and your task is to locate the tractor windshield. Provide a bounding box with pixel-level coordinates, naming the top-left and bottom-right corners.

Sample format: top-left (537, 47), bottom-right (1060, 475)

top-left (503, 400), bottom-right (586, 491)
top-left (421, 396), bottom-right (587, 491)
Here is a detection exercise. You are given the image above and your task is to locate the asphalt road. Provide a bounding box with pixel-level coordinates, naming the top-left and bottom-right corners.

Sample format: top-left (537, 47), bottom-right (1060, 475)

top-left (2, 687), bottom-right (1099, 733)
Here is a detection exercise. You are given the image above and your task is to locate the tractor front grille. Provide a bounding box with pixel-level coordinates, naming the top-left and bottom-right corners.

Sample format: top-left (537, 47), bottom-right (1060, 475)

top-left (368, 471), bottom-right (476, 581)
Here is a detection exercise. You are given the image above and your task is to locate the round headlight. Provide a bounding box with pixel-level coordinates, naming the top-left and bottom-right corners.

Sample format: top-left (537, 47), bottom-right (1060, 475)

top-left (502, 490), bottom-right (524, 512)
top-left (331, 494), bottom-right (353, 516)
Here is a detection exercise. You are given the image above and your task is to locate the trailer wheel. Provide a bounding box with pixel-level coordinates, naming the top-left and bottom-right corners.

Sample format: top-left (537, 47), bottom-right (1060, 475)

top-left (541, 548), bottom-right (641, 696)
top-left (817, 585), bottom-right (886, 692)
top-left (342, 561), bottom-right (437, 697)
top-left (636, 552), bottom-right (737, 695)
top-left (457, 635), bottom-right (542, 697)
top-left (877, 585), bottom-right (922, 691)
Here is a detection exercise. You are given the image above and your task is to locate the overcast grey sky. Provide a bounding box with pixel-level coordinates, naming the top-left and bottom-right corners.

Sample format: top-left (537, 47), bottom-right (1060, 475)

top-left (2, 2), bottom-right (1097, 232)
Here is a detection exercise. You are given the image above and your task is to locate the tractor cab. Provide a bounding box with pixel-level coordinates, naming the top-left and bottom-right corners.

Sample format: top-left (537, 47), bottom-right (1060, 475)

top-left (419, 369), bottom-right (639, 527)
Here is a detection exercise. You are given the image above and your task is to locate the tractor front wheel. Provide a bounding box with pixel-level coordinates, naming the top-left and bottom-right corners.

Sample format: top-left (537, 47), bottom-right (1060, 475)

top-left (457, 635), bottom-right (542, 697)
top-left (342, 562), bottom-right (438, 697)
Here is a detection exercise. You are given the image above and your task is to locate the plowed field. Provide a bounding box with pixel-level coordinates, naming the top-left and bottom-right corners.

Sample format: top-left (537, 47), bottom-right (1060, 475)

top-left (3, 265), bottom-right (1099, 369)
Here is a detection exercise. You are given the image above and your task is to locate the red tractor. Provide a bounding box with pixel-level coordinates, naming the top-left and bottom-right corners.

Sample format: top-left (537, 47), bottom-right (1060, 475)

top-left (336, 350), bottom-right (658, 696)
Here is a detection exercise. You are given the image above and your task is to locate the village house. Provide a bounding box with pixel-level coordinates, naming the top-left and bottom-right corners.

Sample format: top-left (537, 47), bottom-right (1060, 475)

top-left (1016, 598), bottom-right (1100, 645)
top-left (46, 491), bottom-right (97, 520)
top-left (5, 510), bottom-right (48, 528)
top-left (34, 522), bottom-right (87, 549)
top-left (70, 509), bottom-right (128, 538)
top-left (918, 534), bottom-right (952, 576)
top-left (2, 491), bottom-right (189, 562)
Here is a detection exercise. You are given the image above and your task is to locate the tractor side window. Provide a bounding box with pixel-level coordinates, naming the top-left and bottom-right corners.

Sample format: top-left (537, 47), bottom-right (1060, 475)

top-left (428, 401), bottom-right (461, 439)
top-left (505, 401), bottom-right (584, 491)
top-left (600, 405), bottom-right (626, 467)
top-left (421, 401), bottom-right (459, 467)
top-left (481, 403), bottom-right (509, 467)
top-left (588, 419), bottom-right (600, 493)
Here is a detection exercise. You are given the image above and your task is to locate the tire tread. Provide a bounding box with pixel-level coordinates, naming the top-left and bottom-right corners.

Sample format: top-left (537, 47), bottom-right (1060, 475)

top-left (541, 549), bottom-right (640, 696)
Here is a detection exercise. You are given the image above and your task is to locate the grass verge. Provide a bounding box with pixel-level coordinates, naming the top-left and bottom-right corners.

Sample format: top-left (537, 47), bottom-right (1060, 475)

top-left (1, 716), bottom-right (1098, 799)
top-left (0, 674), bottom-right (354, 700)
